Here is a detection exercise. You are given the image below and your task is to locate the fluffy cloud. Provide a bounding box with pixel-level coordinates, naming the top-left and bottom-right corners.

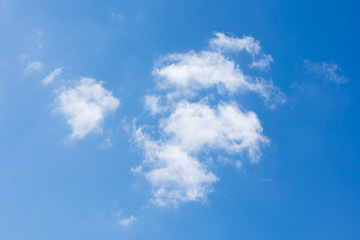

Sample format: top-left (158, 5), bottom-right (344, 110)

top-left (154, 51), bottom-right (249, 92)
top-left (209, 32), bottom-right (262, 55)
top-left (134, 32), bottom-right (283, 207)
top-left (161, 101), bottom-right (268, 161)
top-left (210, 32), bottom-right (274, 69)
top-left (133, 125), bottom-right (219, 207)
top-left (153, 50), bottom-right (284, 108)
top-left (42, 67), bottom-right (62, 85)
top-left (305, 60), bottom-right (348, 84)
top-left (134, 101), bottom-right (269, 206)
top-left (56, 78), bottom-right (120, 140)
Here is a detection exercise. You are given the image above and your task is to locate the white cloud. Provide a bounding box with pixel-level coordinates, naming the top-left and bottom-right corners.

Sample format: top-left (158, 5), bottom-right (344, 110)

top-left (145, 95), bottom-right (165, 115)
top-left (115, 210), bottom-right (137, 227)
top-left (154, 50), bottom-right (284, 108)
top-left (133, 32), bottom-right (283, 207)
top-left (251, 54), bottom-right (273, 70)
top-left (133, 101), bottom-right (268, 207)
top-left (210, 32), bottom-right (273, 69)
top-left (161, 101), bottom-right (269, 161)
top-left (42, 67), bottom-right (62, 85)
top-left (154, 51), bottom-right (248, 92)
top-left (25, 61), bottom-right (42, 74)
top-left (235, 160), bottom-right (242, 169)
top-left (210, 32), bottom-right (261, 55)
top-left (118, 215), bottom-right (137, 227)
top-left (133, 126), bottom-right (218, 207)
top-left (56, 78), bottom-right (120, 140)
top-left (305, 60), bottom-right (348, 84)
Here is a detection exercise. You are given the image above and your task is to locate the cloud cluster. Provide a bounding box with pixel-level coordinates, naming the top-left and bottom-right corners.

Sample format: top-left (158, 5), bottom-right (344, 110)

top-left (56, 78), bottom-right (120, 140)
top-left (304, 60), bottom-right (348, 84)
top-left (134, 32), bottom-right (284, 207)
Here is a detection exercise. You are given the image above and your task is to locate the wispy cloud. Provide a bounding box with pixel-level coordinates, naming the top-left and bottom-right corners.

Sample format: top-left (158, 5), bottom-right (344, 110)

top-left (20, 31), bottom-right (45, 75)
top-left (144, 95), bottom-right (166, 115)
top-left (34, 30), bottom-right (43, 49)
top-left (98, 137), bottom-right (113, 149)
top-left (110, 12), bottom-right (124, 20)
top-left (251, 54), bottom-right (273, 70)
top-left (304, 60), bottom-right (348, 84)
top-left (115, 210), bottom-right (137, 228)
top-left (55, 78), bottom-right (120, 140)
top-left (133, 32), bottom-right (283, 207)
top-left (25, 61), bottom-right (42, 74)
top-left (28, 30), bottom-right (43, 49)
top-left (42, 67), bottom-right (62, 85)
top-left (210, 32), bottom-right (274, 69)
top-left (118, 215), bottom-right (137, 227)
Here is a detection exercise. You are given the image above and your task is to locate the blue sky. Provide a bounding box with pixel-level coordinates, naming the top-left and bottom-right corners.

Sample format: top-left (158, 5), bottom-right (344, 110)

top-left (0, 0), bottom-right (360, 239)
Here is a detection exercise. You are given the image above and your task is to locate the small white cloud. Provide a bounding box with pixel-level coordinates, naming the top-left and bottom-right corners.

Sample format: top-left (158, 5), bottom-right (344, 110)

top-left (42, 67), bottom-right (62, 85)
top-left (235, 160), bottom-right (242, 169)
top-left (154, 51), bottom-right (248, 92)
top-left (210, 32), bottom-right (261, 55)
top-left (118, 215), bottom-right (137, 227)
top-left (305, 60), bottom-right (348, 84)
top-left (56, 77), bottom-right (120, 140)
top-left (116, 211), bottom-right (137, 228)
top-left (217, 157), bottom-right (243, 169)
top-left (251, 54), bottom-right (273, 70)
top-left (145, 95), bottom-right (165, 115)
top-left (210, 32), bottom-right (273, 69)
top-left (25, 61), bottom-right (42, 74)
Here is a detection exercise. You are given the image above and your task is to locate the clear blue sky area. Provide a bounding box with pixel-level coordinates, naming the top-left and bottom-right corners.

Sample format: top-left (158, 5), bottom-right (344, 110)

top-left (0, 0), bottom-right (359, 239)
